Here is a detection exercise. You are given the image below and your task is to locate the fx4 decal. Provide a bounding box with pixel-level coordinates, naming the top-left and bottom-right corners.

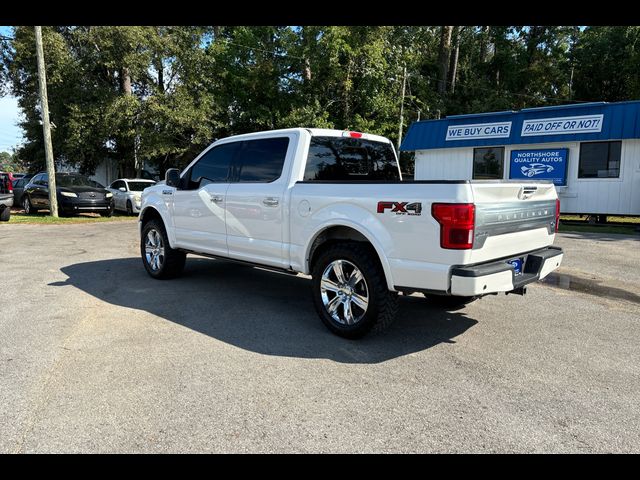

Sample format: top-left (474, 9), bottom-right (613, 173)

top-left (377, 201), bottom-right (422, 216)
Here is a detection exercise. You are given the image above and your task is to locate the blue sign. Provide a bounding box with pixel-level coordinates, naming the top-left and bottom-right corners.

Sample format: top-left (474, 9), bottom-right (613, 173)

top-left (509, 149), bottom-right (568, 186)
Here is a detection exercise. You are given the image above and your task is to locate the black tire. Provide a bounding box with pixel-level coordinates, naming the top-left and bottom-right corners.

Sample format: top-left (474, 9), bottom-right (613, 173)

top-left (23, 196), bottom-right (37, 214)
top-left (126, 200), bottom-right (133, 215)
top-left (422, 293), bottom-right (478, 310)
top-left (100, 206), bottom-right (114, 218)
top-left (141, 219), bottom-right (186, 279)
top-left (0, 207), bottom-right (10, 222)
top-left (311, 242), bottom-right (398, 339)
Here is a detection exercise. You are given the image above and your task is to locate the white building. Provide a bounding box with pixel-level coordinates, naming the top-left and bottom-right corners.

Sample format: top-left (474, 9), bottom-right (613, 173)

top-left (401, 101), bottom-right (640, 216)
top-left (90, 158), bottom-right (160, 187)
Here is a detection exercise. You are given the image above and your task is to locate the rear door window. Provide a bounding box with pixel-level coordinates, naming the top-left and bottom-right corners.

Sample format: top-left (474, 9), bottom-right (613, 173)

top-left (233, 137), bottom-right (290, 183)
top-left (303, 136), bottom-right (400, 181)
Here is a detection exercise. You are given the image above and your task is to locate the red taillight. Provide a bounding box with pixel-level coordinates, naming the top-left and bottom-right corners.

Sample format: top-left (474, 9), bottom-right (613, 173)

top-left (344, 131), bottom-right (363, 138)
top-left (432, 203), bottom-right (475, 249)
top-left (555, 198), bottom-right (560, 233)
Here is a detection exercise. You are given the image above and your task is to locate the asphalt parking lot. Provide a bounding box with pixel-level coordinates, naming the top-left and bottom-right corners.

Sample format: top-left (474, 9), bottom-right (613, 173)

top-left (1, 221), bottom-right (639, 453)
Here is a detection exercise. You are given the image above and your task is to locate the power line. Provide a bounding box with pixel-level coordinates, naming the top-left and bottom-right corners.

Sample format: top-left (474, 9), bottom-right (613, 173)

top-left (408, 71), bottom-right (593, 106)
top-left (217, 38), bottom-right (307, 62)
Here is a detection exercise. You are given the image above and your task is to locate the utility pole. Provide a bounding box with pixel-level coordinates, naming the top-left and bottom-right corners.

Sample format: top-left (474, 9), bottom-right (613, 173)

top-left (397, 65), bottom-right (407, 151)
top-left (34, 26), bottom-right (58, 217)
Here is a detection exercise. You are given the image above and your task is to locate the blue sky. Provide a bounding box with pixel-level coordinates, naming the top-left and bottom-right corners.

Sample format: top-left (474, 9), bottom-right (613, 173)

top-left (0, 26), bottom-right (23, 153)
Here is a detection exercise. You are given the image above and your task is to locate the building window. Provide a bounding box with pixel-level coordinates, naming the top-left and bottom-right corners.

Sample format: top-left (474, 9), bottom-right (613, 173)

top-left (473, 147), bottom-right (504, 180)
top-left (578, 141), bottom-right (621, 178)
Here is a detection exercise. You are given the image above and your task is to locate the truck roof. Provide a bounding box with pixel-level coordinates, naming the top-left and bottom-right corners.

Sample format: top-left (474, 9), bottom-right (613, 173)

top-left (215, 128), bottom-right (392, 145)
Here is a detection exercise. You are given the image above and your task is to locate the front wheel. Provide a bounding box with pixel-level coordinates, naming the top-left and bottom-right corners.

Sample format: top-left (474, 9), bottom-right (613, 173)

top-left (141, 219), bottom-right (186, 279)
top-left (126, 200), bottom-right (133, 215)
top-left (311, 243), bottom-right (398, 339)
top-left (23, 196), bottom-right (37, 214)
top-left (0, 207), bottom-right (10, 222)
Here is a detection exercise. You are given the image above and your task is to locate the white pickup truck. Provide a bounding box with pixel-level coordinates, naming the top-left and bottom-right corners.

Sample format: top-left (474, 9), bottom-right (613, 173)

top-left (139, 128), bottom-right (563, 338)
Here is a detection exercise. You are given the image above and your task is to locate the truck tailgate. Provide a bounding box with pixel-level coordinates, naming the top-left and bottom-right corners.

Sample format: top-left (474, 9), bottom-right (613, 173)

top-left (469, 181), bottom-right (558, 263)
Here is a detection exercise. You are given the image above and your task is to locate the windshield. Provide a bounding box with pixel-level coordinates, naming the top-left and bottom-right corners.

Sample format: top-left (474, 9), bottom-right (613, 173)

top-left (127, 181), bottom-right (155, 191)
top-left (55, 174), bottom-right (98, 188)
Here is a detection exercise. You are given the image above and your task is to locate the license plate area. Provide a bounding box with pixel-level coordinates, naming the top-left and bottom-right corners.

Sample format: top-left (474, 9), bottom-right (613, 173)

top-left (506, 257), bottom-right (524, 276)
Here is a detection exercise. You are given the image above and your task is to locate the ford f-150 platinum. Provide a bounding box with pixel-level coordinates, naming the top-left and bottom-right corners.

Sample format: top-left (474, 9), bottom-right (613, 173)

top-left (139, 128), bottom-right (563, 338)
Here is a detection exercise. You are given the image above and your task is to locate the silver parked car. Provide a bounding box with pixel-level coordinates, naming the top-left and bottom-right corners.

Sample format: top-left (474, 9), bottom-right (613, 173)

top-left (107, 178), bottom-right (156, 215)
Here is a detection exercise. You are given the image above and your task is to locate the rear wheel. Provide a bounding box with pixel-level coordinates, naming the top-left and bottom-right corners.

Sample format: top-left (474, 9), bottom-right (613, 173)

top-left (0, 207), bottom-right (10, 222)
top-left (23, 196), bottom-right (37, 214)
top-left (311, 243), bottom-right (398, 339)
top-left (141, 219), bottom-right (186, 279)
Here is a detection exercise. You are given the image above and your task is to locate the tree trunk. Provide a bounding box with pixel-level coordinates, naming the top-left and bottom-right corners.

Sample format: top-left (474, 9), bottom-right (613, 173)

top-left (301, 26), bottom-right (312, 82)
top-left (155, 57), bottom-right (164, 93)
top-left (448, 26), bottom-right (460, 94)
top-left (120, 66), bottom-right (132, 95)
top-left (343, 59), bottom-right (353, 127)
top-left (304, 57), bottom-right (312, 82)
top-left (526, 26), bottom-right (543, 67)
top-left (479, 25), bottom-right (490, 62)
top-left (119, 67), bottom-right (136, 178)
top-left (437, 26), bottom-right (453, 94)
top-left (492, 28), bottom-right (500, 88)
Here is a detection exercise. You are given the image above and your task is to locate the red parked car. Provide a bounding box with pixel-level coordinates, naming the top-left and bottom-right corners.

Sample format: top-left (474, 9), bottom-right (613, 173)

top-left (0, 173), bottom-right (14, 221)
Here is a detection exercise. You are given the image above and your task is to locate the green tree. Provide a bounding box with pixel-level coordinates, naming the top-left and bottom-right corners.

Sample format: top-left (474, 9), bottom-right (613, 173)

top-left (573, 26), bottom-right (640, 102)
top-left (3, 24), bottom-right (638, 179)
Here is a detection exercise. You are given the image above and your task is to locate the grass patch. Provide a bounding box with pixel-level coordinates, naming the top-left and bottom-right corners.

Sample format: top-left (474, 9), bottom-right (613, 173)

top-left (6, 210), bottom-right (137, 225)
top-left (561, 215), bottom-right (640, 224)
top-left (558, 223), bottom-right (638, 235)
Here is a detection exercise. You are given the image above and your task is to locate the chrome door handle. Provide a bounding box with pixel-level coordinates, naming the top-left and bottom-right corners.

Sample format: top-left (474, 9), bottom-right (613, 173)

top-left (210, 195), bottom-right (224, 204)
top-left (263, 197), bottom-right (279, 207)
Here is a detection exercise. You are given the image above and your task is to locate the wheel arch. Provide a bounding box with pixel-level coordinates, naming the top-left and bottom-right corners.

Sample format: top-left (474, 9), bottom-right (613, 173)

top-left (139, 205), bottom-right (176, 249)
top-left (305, 222), bottom-right (395, 291)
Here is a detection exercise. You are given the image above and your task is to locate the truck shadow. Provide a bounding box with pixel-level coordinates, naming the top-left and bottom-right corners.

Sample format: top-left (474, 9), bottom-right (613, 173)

top-left (50, 257), bottom-right (478, 364)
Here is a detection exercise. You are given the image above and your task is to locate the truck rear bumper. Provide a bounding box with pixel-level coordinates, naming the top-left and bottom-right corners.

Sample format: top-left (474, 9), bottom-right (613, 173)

top-left (450, 246), bottom-right (563, 296)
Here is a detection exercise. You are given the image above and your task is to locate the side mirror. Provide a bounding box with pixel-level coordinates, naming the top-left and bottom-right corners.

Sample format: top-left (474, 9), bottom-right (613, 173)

top-left (118, 187), bottom-right (126, 192)
top-left (165, 168), bottom-right (181, 188)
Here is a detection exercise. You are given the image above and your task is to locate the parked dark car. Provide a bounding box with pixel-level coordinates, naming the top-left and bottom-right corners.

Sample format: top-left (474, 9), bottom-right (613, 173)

top-left (0, 173), bottom-right (14, 221)
top-left (22, 172), bottom-right (114, 217)
top-left (11, 174), bottom-right (34, 206)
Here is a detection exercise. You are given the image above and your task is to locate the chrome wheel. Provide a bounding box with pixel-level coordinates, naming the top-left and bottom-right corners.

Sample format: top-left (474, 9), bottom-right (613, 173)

top-left (320, 259), bottom-right (369, 325)
top-left (144, 229), bottom-right (165, 272)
